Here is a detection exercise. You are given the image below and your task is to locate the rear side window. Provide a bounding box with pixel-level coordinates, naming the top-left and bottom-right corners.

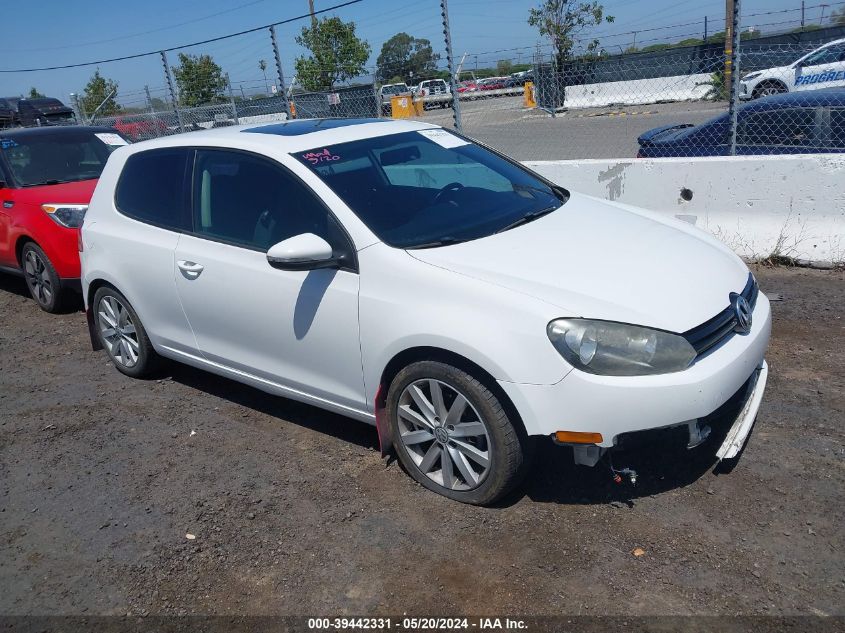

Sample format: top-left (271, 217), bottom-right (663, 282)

top-left (737, 107), bottom-right (817, 147)
top-left (115, 148), bottom-right (191, 231)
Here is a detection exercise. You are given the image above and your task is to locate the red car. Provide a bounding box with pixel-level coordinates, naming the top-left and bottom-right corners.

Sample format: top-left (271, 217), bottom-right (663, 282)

top-left (112, 115), bottom-right (168, 141)
top-left (0, 126), bottom-right (127, 312)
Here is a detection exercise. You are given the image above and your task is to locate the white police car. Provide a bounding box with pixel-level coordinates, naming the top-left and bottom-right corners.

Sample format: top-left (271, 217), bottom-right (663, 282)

top-left (740, 38), bottom-right (845, 100)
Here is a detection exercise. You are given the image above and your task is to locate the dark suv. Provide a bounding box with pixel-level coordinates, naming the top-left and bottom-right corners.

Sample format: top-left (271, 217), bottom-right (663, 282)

top-left (0, 98), bottom-right (16, 129)
top-left (16, 98), bottom-right (76, 127)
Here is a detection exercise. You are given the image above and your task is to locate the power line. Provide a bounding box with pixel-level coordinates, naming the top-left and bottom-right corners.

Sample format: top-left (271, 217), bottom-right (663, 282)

top-left (0, 0), bottom-right (364, 73)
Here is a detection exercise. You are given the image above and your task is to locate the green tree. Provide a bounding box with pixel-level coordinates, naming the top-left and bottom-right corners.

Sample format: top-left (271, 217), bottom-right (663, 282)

top-left (675, 38), bottom-right (703, 47)
top-left (832, 8), bottom-right (845, 24)
top-left (496, 59), bottom-right (513, 75)
top-left (295, 16), bottom-right (371, 91)
top-left (81, 70), bottom-right (120, 117)
top-left (28, 87), bottom-right (46, 99)
top-left (172, 53), bottom-right (227, 106)
top-left (376, 32), bottom-right (439, 84)
top-left (528, 0), bottom-right (614, 68)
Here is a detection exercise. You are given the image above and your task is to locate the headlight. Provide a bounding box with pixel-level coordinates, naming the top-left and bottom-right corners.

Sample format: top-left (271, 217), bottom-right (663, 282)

top-left (547, 319), bottom-right (696, 376)
top-left (742, 72), bottom-right (762, 81)
top-left (41, 203), bottom-right (88, 228)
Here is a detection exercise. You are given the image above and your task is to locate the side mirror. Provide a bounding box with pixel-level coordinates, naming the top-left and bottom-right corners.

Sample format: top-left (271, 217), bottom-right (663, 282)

top-left (266, 233), bottom-right (339, 271)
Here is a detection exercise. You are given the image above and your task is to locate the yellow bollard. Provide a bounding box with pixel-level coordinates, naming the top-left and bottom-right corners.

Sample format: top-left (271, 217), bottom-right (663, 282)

top-left (524, 82), bottom-right (536, 109)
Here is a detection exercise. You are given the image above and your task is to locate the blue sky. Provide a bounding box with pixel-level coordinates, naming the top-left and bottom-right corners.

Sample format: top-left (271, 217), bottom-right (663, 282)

top-left (0, 0), bottom-right (828, 106)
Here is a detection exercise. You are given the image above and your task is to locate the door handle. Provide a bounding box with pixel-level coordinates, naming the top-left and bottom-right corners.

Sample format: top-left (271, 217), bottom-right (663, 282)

top-left (177, 260), bottom-right (204, 278)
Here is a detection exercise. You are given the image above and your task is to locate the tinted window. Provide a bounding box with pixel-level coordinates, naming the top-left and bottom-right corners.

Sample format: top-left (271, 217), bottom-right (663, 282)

top-left (192, 149), bottom-right (342, 251)
top-left (115, 149), bottom-right (191, 231)
top-left (737, 107), bottom-right (817, 147)
top-left (295, 130), bottom-right (564, 249)
top-left (803, 44), bottom-right (845, 66)
top-left (0, 130), bottom-right (115, 187)
top-left (829, 108), bottom-right (845, 149)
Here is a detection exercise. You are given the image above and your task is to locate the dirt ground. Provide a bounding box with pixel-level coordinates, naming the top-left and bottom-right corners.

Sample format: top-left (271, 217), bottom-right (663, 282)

top-left (0, 266), bottom-right (843, 619)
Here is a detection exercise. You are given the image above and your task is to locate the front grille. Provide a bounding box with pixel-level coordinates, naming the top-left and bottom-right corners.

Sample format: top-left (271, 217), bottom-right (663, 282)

top-left (683, 273), bottom-right (758, 357)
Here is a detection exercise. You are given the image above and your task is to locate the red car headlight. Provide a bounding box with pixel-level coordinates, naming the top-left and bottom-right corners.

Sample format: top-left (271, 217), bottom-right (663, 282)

top-left (41, 203), bottom-right (88, 228)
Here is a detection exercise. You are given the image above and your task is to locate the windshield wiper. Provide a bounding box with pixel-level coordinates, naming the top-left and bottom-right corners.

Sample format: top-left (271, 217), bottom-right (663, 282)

top-left (495, 205), bottom-right (559, 234)
top-left (22, 179), bottom-right (71, 187)
top-left (407, 236), bottom-right (469, 249)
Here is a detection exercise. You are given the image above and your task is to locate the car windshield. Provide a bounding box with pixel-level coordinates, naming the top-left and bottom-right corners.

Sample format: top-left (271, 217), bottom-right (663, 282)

top-left (294, 129), bottom-right (566, 248)
top-left (0, 130), bottom-right (121, 187)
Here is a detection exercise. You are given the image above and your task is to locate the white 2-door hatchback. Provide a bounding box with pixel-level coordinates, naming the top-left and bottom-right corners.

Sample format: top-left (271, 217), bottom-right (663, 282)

top-left (81, 119), bottom-right (770, 505)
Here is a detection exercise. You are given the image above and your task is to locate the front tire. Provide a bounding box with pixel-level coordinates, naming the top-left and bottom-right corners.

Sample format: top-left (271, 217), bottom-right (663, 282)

top-left (21, 242), bottom-right (63, 313)
top-left (387, 361), bottom-right (529, 505)
top-left (752, 81), bottom-right (787, 99)
top-left (92, 286), bottom-right (160, 378)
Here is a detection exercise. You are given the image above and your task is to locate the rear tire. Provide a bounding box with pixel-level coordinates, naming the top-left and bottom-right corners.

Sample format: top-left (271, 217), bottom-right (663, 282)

top-left (21, 242), bottom-right (64, 313)
top-left (92, 286), bottom-right (160, 378)
top-left (387, 360), bottom-right (529, 505)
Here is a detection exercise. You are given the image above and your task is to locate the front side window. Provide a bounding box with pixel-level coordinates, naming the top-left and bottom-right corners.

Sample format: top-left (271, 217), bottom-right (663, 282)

top-left (0, 130), bottom-right (117, 187)
top-left (294, 129), bottom-right (565, 248)
top-left (737, 108), bottom-right (817, 147)
top-left (802, 44), bottom-right (845, 66)
top-left (115, 148), bottom-right (191, 231)
top-left (192, 149), bottom-right (342, 252)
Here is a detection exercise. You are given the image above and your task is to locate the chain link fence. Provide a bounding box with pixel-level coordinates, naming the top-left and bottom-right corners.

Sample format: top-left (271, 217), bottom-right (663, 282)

top-left (452, 38), bottom-right (845, 160)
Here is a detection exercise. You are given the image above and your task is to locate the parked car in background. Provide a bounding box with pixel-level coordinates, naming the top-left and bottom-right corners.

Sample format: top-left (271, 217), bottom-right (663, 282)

top-left (82, 118), bottom-right (769, 505)
top-left (415, 79), bottom-right (451, 109)
top-left (637, 89), bottom-right (845, 157)
top-left (378, 83), bottom-right (412, 115)
top-left (379, 83), bottom-right (411, 102)
top-left (457, 80), bottom-right (478, 94)
top-left (478, 77), bottom-right (508, 92)
top-left (740, 38), bottom-right (845, 100)
top-left (111, 115), bottom-right (168, 141)
top-left (16, 98), bottom-right (76, 127)
top-left (0, 98), bottom-right (17, 129)
top-left (0, 126), bottom-right (128, 311)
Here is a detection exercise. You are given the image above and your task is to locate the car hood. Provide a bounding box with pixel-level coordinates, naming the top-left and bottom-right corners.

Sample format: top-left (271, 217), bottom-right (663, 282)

top-left (11, 178), bottom-right (98, 205)
top-left (407, 193), bottom-right (749, 333)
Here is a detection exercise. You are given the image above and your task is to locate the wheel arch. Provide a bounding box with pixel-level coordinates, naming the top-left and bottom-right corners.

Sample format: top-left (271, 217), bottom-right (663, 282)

top-left (14, 234), bottom-right (37, 266)
top-left (375, 346), bottom-right (529, 452)
top-left (752, 78), bottom-right (788, 98)
top-left (84, 278), bottom-right (124, 351)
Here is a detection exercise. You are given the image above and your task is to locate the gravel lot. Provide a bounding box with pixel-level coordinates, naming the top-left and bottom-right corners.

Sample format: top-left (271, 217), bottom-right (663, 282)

top-left (426, 97), bottom-right (726, 160)
top-left (0, 266), bottom-right (843, 618)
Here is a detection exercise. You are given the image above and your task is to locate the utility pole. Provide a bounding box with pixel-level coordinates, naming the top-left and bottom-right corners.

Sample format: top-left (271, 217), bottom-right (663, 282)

top-left (801, 1), bottom-right (805, 29)
top-left (724, 0), bottom-right (735, 93)
top-left (704, 15), bottom-right (708, 41)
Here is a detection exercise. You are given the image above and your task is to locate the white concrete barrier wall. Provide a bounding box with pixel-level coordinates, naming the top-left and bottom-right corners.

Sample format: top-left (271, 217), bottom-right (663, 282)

top-left (524, 155), bottom-right (845, 265)
top-left (562, 73), bottom-right (713, 109)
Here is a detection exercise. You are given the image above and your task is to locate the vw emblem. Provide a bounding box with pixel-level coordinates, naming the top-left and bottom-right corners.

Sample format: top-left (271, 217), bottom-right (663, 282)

top-left (732, 294), bottom-right (753, 334)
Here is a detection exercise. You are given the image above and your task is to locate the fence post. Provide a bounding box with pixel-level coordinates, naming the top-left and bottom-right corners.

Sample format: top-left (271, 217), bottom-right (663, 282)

top-left (226, 74), bottom-right (240, 125)
top-left (161, 51), bottom-right (185, 132)
top-left (440, 0), bottom-right (462, 133)
top-left (726, 0), bottom-right (742, 156)
top-left (269, 25), bottom-right (292, 119)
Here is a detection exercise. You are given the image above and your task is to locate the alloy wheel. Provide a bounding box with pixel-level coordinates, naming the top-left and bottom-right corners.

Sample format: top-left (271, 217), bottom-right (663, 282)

top-left (397, 379), bottom-right (492, 491)
top-left (98, 295), bottom-right (140, 368)
top-left (23, 250), bottom-right (53, 307)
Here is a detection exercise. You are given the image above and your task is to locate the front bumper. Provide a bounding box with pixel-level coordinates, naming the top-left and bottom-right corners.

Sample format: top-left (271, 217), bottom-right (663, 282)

top-left (499, 293), bottom-right (771, 447)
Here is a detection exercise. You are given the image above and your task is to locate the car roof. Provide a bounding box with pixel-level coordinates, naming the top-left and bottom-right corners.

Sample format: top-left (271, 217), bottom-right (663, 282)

top-left (745, 88), bottom-right (845, 110)
top-left (119, 118), bottom-right (440, 154)
top-left (0, 125), bottom-right (117, 138)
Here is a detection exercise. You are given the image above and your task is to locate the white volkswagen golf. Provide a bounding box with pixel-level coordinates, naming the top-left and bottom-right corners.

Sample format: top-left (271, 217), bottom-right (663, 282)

top-left (80, 119), bottom-right (770, 504)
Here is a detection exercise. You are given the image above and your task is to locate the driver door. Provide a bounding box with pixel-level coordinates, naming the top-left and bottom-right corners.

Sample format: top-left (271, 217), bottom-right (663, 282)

top-left (173, 148), bottom-right (366, 413)
top-left (795, 43), bottom-right (845, 92)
